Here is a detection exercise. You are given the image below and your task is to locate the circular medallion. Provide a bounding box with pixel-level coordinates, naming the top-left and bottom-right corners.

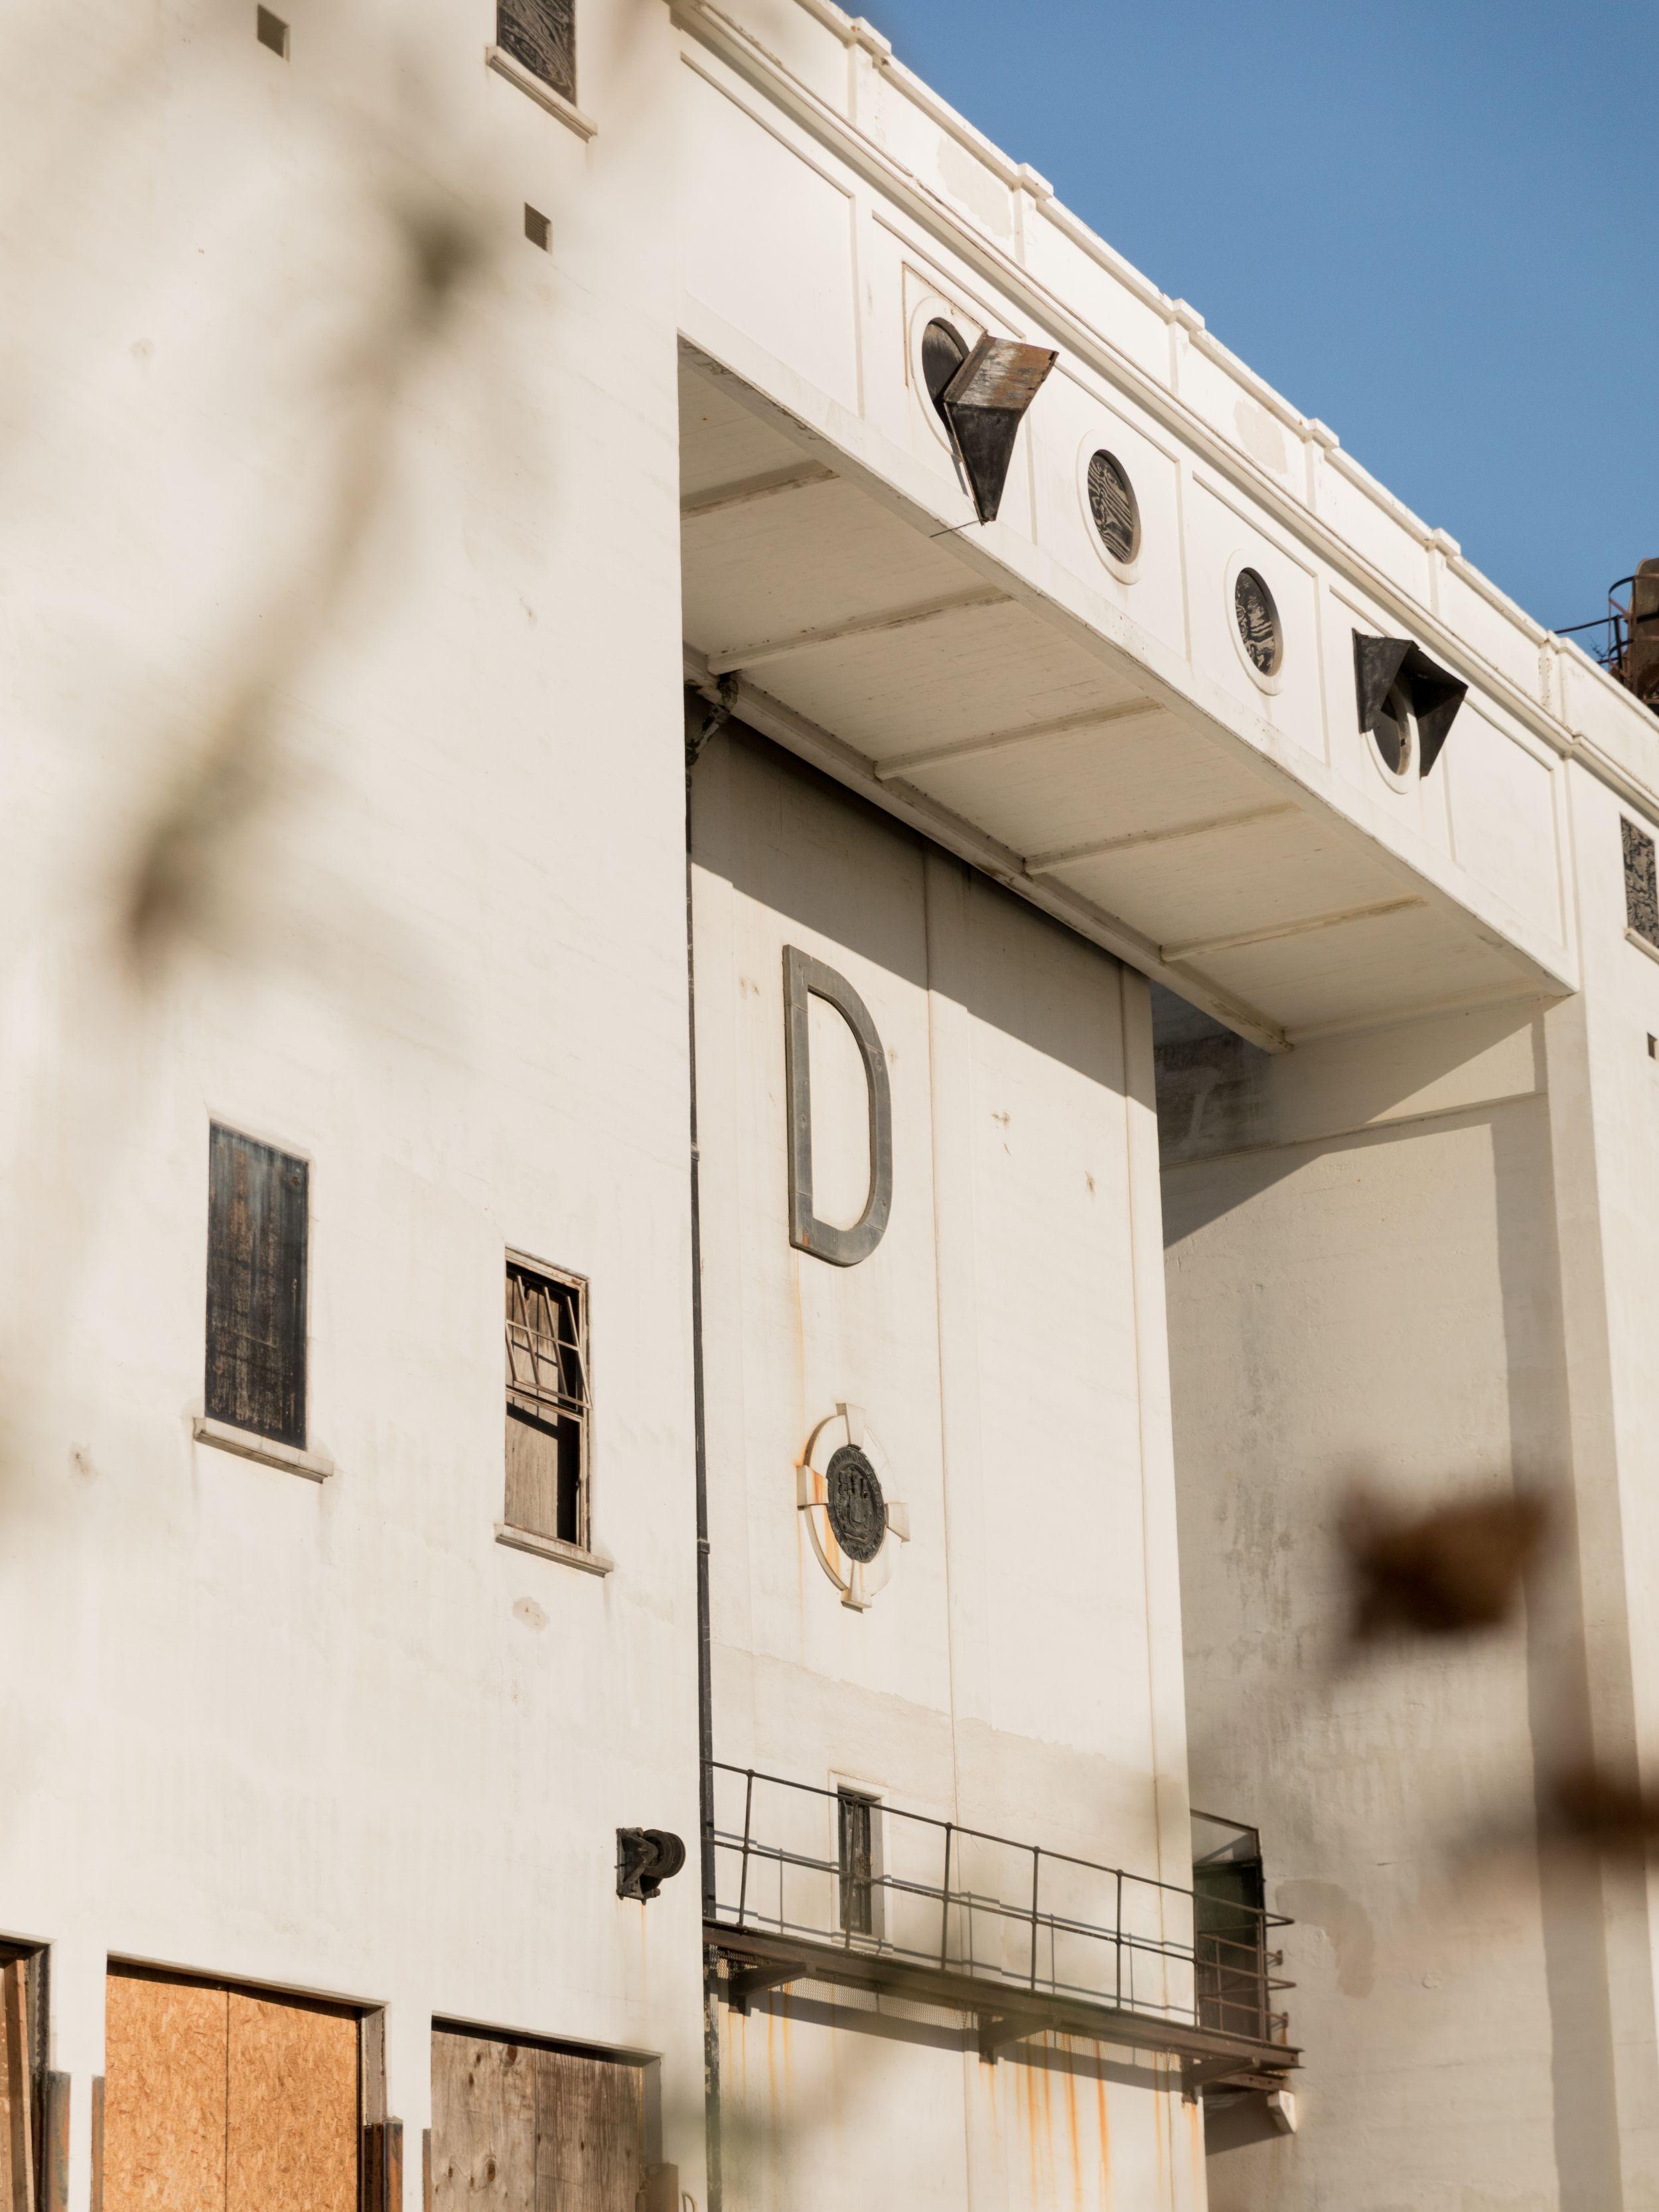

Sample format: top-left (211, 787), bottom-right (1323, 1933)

top-left (1086, 450), bottom-right (1140, 564)
top-left (1234, 568), bottom-right (1283, 677)
top-left (825, 1444), bottom-right (887, 1563)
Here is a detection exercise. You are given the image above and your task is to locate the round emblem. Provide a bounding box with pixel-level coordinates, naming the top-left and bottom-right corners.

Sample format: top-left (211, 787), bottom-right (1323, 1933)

top-left (798, 1406), bottom-right (908, 1610)
top-left (1234, 568), bottom-right (1282, 677)
top-left (1086, 450), bottom-right (1139, 564)
top-left (826, 1444), bottom-right (887, 1563)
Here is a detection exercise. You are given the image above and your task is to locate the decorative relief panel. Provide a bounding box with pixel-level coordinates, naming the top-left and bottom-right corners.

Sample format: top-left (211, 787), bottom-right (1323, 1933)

top-left (1623, 816), bottom-right (1659, 948)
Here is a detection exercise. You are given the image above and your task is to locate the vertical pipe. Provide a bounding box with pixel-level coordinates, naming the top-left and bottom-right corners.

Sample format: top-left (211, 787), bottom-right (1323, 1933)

top-left (685, 691), bottom-right (725, 2212)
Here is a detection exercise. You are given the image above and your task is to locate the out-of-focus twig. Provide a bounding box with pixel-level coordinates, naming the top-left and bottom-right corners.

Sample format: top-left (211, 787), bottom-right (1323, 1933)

top-left (1548, 1763), bottom-right (1659, 1861)
top-left (1342, 1487), bottom-right (1550, 1643)
top-left (118, 196), bottom-right (486, 979)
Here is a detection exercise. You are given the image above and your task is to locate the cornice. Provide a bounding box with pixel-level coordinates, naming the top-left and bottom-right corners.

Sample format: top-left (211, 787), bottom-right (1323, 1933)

top-left (668, 0), bottom-right (1658, 806)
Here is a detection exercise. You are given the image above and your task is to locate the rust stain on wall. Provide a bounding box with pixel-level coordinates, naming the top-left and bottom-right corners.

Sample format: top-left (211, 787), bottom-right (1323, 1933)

top-left (1092, 2059), bottom-right (1114, 2204)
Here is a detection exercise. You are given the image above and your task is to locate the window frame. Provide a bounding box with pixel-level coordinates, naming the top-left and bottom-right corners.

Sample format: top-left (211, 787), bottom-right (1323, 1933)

top-left (834, 1786), bottom-right (885, 1946)
top-left (500, 1248), bottom-right (599, 1567)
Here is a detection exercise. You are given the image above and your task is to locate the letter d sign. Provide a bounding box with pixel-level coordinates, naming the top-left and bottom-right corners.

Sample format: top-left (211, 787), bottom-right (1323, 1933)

top-left (782, 946), bottom-right (893, 1268)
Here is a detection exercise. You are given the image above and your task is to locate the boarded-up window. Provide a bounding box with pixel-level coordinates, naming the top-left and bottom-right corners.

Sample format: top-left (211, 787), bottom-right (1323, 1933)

top-left (102, 1967), bottom-right (362, 2212)
top-left (1, 1950), bottom-right (41, 2212)
top-left (206, 1125), bottom-right (309, 1447)
top-left (430, 2026), bottom-right (642, 2211)
top-left (504, 1258), bottom-right (589, 1548)
top-left (496, 0), bottom-right (575, 102)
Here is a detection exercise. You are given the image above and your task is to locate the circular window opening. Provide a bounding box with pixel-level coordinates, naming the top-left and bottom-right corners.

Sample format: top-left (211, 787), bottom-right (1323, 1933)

top-left (921, 319), bottom-right (968, 427)
top-left (1234, 567), bottom-right (1283, 678)
top-left (825, 1443), bottom-right (887, 1564)
top-left (1371, 678), bottom-right (1416, 780)
top-left (1086, 450), bottom-right (1140, 565)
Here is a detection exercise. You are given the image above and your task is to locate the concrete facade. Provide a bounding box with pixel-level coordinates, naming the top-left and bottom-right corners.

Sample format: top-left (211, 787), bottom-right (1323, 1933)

top-left (0, 0), bottom-right (1654, 2206)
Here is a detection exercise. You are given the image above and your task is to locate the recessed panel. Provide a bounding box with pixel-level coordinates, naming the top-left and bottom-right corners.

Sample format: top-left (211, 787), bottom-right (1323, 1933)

top-left (678, 64), bottom-right (859, 409)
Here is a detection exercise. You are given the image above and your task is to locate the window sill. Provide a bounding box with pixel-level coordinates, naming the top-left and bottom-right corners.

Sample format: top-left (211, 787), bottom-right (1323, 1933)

top-left (192, 1417), bottom-right (334, 1483)
top-left (484, 46), bottom-right (597, 140)
top-left (1626, 926), bottom-right (1659, 968)
top-left (495, 1523), bottom-right (613, 1576)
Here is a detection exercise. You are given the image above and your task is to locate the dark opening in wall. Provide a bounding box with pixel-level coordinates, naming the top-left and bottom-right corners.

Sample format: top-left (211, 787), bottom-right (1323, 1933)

top-left (524, 204), bottom-right (551, 251)
top-left (255, 7), bottom-right (289, 57)
top-left (837, 1789), bottom-right (881, 1940)
top-left (920, 319), bottom-right (968, 426)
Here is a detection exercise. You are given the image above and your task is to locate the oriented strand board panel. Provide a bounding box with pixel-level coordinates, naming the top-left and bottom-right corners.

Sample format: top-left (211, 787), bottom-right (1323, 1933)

top-left (535, 2051), bottom-right (642, 2212)
top-left (226, 1992), bottom-right (358, 2212)
top-left (430, 2032), bottom-right (536, 2209)
top-left (103, 1972), bottom-right (228, 2212)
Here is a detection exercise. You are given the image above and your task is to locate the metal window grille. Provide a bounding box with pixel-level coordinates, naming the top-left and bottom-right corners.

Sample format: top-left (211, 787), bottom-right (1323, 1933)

top-left (505, 1258), bottom-right (590, 1548)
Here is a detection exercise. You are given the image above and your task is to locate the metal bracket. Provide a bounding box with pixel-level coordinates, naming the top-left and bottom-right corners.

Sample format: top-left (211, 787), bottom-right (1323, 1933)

top-left (727, 1960), bottom-right (807, 2016)
top-left (1182, 2054), bottom-right (1257, 2102)
top-left (976, 2012), bottom-right (1040, 2065)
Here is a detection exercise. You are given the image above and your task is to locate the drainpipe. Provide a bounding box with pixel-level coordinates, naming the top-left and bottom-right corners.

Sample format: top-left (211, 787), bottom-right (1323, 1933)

top-left (685, 678), bottom-right (733, 2211)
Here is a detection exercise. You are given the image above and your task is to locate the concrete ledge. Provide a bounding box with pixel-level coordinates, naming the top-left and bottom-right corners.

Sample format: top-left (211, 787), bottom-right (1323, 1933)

top-left (192, 1416), bottom-right (333, 1483)
top-left (495, 1523), bottom-right (614, 1576)
top-left (485, 46), bottom-right (597, 139)
top-left (1626, 926), bottom-right (1659, 969)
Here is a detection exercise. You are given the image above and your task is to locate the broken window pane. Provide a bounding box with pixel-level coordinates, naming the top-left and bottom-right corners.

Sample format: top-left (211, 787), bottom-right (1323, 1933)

top-left (505, 1258), bottom-right (590, 1548)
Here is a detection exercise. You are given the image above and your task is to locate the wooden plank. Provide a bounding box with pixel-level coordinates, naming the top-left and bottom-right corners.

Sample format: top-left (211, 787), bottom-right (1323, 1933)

top-left (38, 2079), bottom-right (66, 2212)
top-left (360, 2122), bottom-right (401, 2212)
top-left (225, 1991), bottom-right (357, 2212)
top-left (430, 2031), bottom-right (536, 2210)
top-left (206, 1124), bottom-right (309, 1448)
top-left (2, 1961), bottom-right (36, 2212)
top-left (103, 1970), bottom-right (228, 2212)
top-left (534, 2051), bottom-right (642, 2212)
top-left (88, 2081), bottom-right (102, 2212)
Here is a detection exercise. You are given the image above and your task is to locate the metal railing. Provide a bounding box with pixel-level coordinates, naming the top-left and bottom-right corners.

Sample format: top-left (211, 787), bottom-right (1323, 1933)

top-left (706, 1761), bottom-right (1292, 2049)
top-left (1557, 573), bottom-right (1659, 705)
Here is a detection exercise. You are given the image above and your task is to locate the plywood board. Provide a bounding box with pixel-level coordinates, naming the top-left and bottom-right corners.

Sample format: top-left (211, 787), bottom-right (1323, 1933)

top-left (226, 1992), bottom-right (358, 2212)
top-left (534, 2051), bottom-right (642, 2212)
top-left (430, 2032), bottom-right (536, 2210)
top-left (102, 1972), bottom-right (227, 2212)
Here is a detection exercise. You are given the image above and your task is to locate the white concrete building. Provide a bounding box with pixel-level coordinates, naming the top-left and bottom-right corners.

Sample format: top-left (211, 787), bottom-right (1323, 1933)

top-left (0, 0), bottom-right (1655, 2207)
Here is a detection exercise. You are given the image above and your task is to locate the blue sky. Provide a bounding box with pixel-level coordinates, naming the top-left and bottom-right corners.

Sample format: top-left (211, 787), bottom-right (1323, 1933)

top-left (864, 0), bottom-right (1655, 639)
